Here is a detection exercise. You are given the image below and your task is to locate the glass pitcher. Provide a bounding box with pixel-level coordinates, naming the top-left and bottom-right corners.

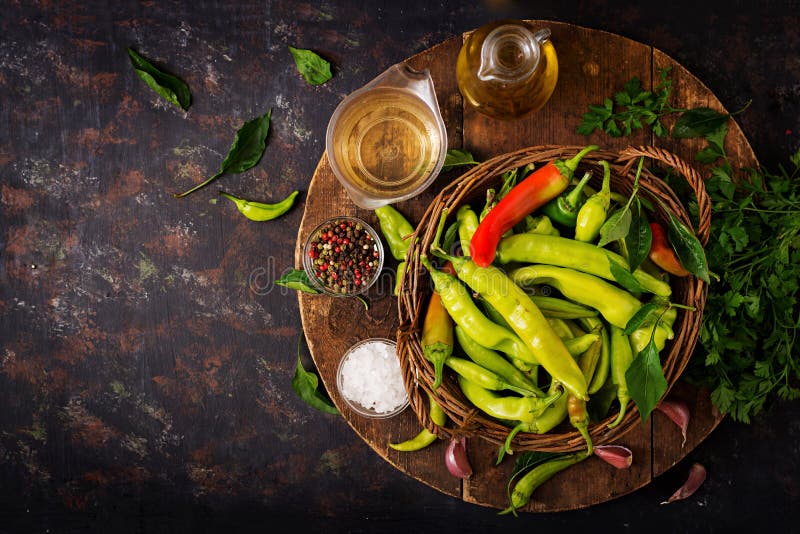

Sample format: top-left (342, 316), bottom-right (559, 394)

top-left (456, 20), bottom-right (558, 120)
top-left (326, 63), bottom-right (448, 209)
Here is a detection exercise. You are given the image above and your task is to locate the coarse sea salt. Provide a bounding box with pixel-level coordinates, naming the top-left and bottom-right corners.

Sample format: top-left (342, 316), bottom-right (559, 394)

top-left (338, 339), bottom-right (408, 415)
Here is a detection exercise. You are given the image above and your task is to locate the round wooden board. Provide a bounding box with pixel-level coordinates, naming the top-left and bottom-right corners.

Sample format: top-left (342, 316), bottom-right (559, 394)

top-left (295, 21), bottom-right (756, 512)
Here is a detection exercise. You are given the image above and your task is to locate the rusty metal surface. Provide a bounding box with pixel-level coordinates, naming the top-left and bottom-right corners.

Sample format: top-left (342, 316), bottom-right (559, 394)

top-left (1, 1), bottom-right (798, 532)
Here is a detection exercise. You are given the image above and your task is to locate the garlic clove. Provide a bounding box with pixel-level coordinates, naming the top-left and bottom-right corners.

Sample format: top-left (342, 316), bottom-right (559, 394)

top-left (445, 436), bottom-right (473, 479)
top-left (594, 445), bottom-right (633, 469)
top-left (656, 399), bottom-right (690, 447)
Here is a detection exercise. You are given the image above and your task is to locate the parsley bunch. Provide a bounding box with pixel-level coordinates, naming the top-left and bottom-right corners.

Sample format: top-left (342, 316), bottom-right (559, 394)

top-left (577, 67), bottom-right (674, 137)
top-left (689, 132), bottom-right (800, 422)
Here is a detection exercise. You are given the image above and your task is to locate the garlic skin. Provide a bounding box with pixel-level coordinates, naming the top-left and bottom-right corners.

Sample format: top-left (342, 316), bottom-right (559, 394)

top-left (657, 399), bottom-right (691, 447)
top-left (661, 463), bottom-right (707, 504)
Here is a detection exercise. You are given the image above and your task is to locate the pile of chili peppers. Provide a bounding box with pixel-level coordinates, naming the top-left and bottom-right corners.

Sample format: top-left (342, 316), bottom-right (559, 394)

top-left (377, 145), bottom-right (699, 514)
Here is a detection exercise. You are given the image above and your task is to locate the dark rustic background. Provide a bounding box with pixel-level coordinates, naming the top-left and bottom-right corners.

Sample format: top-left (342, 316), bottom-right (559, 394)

top-left (1, 1), bottom-right (798, 532)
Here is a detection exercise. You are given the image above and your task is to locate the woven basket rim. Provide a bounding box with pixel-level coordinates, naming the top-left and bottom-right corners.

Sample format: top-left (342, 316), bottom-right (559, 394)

top-left (396, 144), bottom-right (709, 453)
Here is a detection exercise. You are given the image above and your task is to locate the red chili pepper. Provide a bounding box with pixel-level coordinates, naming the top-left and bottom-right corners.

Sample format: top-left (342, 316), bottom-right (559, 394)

top-left (649, 222), bottom-right (690, 277)
top-left (469, 145), bottom-right (598, 267)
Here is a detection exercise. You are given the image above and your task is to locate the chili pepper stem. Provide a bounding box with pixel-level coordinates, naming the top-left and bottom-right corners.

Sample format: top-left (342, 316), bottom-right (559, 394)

top-left (560, 144), bottom-right (599, 174)
top-left (565, 171), bottom-right (593, 206)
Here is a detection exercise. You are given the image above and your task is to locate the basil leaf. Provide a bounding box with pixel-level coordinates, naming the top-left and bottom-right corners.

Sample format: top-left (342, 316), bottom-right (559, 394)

top-left (442, 149), bottom-right (479, 171)
top-left (597, 206), bottom-right (632, 247)
top-left (666, 211), bottom-right (710, 282)
top-left (127, 48), bottom-right (191, 110)
top-left (276, 269), bottom-right (320, 294)
top-left (625, 334), bottom-right (668, 422)
top-left (609, 259), bottom-right (650, 294)
top-left (626, 200), bottom-right (652, 271)
top-left (174, 109), bottom-right (272, 198)
top-left (292, 338), bottom-right (339, 415)
top-left (623, 302), bottom-right (660, 335)
top-left (288, 46), bottom-right (332, 85)
top-left (671, 107), bottom-right (729, 139)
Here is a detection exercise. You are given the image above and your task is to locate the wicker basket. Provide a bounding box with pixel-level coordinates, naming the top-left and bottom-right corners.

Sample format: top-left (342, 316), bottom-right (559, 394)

top-left (396, 145), bottom-right (709, 453)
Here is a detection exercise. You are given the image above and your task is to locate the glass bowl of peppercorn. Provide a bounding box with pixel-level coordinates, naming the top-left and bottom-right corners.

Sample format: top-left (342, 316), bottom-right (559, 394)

top-left (302, 216), bottom-right (385, 297)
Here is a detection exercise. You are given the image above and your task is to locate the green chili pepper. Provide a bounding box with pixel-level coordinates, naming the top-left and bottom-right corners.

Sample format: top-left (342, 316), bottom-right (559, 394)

top-left (375, 205), bottom-right (415, 261)
top-left (445, 357), bottom-right (540, 397)
top-left (389, 391), bottom-right (446, 452)
top-left (575, 160), bottom-right (612, 242)
top-left (457, 376), bottom-right (562, 423)
top-left (500, 381), bottom-right (568, 460)
top-left (445, 257), bottom-right (589, 401)
top-left (393, 261), bottom-right (407, 296)
top-left (454, 325), bottom-right (542, 396)
top-left (540, 171), bottom-right (593, 227)
top-left (218, 190), bottom-right (298, 221)
top-left (477, 299), bottom-right (538, 380)
top-left (607, 324), bottom-right (634, 428)
top-left (421, 290), bottom-right (454, 390)
top-left (495, 233), bottom-right (672, 297)
top-left (564, 332), bottom-right (601, 357)
top-left (456, 204), bottom-right (479, 256)
top-left (432, 211), bottom-right (588, 401)
top-left (547, 317), bottom-right (574, 340)
top-left (421, 256), bottom-right (540, 366)
top-left (520, 214), bottom-right (560, 236)
top-left (509, 264), bottom-right (643, 330)
top-left (577, 317), bottom-right (610, 395)
top-left (500, 451), bottom-right (589, 516)
top-left (528, 295), bottom-right (598, 319)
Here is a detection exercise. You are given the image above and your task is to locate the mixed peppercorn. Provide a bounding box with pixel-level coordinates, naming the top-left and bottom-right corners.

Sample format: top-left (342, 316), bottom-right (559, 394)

top-left (307, 218), bottom-right (381, 294)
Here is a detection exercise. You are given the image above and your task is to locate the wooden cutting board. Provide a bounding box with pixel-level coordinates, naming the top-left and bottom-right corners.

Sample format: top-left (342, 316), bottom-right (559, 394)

top-left (294, 21), bottom-right (756, 512)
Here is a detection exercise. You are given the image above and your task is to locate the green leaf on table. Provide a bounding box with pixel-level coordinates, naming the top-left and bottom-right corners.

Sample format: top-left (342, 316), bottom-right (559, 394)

top-left (625, 199), bottom-right (652, 271)
top-left (597, 206), bottom-right (632, 247)
top-left (623, 302), bottom-right (660, 335)
top-left (174, 109), bottom-right (272, 197)
top-left (671, 107), bottom-right (729, 139)
top-left (625, 335), bottom-right (668, 422)
top-left (292, 337), bottom-right (340, 415)
top-left (666, 211), bottom-right (710, 282)
top-left (127, 48), bottom-right (191, 110)
top-left (276, 268), bottom-right (320, 294)
top-left (288, 46), bottom-right (332, 85)
top-left (442, 149), bottom-right (480, 171)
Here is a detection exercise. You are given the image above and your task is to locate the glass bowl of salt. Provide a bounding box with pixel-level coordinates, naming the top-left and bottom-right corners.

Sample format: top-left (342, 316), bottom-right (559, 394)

top-left (336, 338), bottom-right (409, 419)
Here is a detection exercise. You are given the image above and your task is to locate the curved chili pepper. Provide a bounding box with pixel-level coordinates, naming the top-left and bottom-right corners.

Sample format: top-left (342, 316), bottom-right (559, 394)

top-left (607, 324), bottom-right (634, 429)
top-left (393, 261), bottom-right (407, 296)
top-left (509, 264), bottom-right (643, 330)
top-left (454, 325), bottom-right (542, 396)
top-left (457, 376), bottom-right (562, 423)
top-left (649, 221), bottom-right (690, 277)
top-left (529, 295), bottom-right (598, 319)
top-left (218, 190), bottom-right (298, 221)
top-left (495, 233), bottom-right (672, 297)
top-left (456, 204), bottom-right (479, 256)
top-left (575, 160), bottom-right (612, 242)
top-left (469, 145), bottom-right (598, 267)
top-left (445, 357), bottom-right (540, 397)
top-left (421, 256), bottom-right (540, 366)
top-left (442, 255), bottom-right (589, 401)
top-left (541, 171), bottom-right (593, 227)
top-left (421, 289), bottom-right (454, 390)
top-left (500, 451), bottom-right (589, 516)
top-left (500, 382), bottom-right (568, 459)
top-left (567, 395), bottom-right (592, 454)
top-left (375, 205), bottom-right (415, 261)
top-left (578, 317), bottom-right (610, 395)
top-left (521, 214), bottom-right (560, 236)
top-left (389, 391), bottom-right (446, 452)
